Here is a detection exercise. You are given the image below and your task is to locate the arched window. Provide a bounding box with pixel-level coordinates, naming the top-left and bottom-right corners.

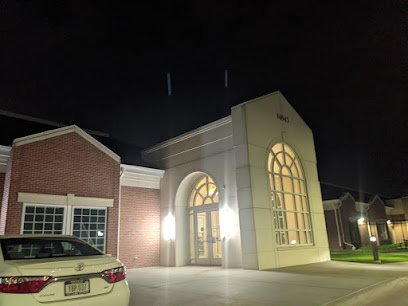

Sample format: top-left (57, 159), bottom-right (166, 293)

top-left (268, 143), bottom-right (313, 246)
top-left (189, 176), bottom-right (219, 206)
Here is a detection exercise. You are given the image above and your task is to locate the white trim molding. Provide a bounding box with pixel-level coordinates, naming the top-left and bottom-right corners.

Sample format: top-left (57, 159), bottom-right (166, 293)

top-left (0, 145), bottom-right (11, 173)
top-left (142, 116), bottom-right (232, 154)
top-left (13, 125), bottom-right (120, 163)
top-left (120, 164), bottom-right (164, 189)
top-left (17, 192), bottom-right (114, 207)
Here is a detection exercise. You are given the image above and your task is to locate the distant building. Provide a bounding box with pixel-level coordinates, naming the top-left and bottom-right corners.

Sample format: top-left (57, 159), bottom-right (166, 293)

top-left (0, 91), bottom-right (330, 269)
top-left (323, 191), bottom-right (408, 250)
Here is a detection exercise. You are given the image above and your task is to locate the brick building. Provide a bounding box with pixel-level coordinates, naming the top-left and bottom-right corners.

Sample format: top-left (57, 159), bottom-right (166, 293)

top-left (1, 92), bottom-right (331, 270)
top-left (0, 126), bottom-right (163, 268)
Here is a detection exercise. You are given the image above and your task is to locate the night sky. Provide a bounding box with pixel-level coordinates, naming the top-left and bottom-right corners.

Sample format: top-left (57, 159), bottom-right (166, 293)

top-left (1, 1), bottom-right (407, 198)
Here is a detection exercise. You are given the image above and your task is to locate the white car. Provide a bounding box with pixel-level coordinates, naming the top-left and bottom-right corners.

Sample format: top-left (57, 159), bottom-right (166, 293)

top-left (0, 235), bottom-right (129, 305)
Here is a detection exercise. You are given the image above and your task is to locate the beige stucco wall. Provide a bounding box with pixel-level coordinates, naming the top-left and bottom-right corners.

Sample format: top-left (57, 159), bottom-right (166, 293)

top-left (231, 91), bottom-right (330, 270)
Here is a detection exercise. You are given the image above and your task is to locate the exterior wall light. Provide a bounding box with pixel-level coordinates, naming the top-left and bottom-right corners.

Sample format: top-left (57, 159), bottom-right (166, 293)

top-left (221, 208), bottom-right (234, 238)
top-left (163, 214), bottom-right (175, 241)
top-left (291, 240), bottom-right (297, 245)
top-left (358, 217), bottom-right (365, 224)
top-left (387, 220), bottom-right (391, 225)
top-left (370, 236), bottom-right (377, 242)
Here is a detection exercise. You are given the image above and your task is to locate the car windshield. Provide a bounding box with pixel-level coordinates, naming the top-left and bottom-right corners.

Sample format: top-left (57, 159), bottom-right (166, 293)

top-left (0, 237), bottom-right (103, 260)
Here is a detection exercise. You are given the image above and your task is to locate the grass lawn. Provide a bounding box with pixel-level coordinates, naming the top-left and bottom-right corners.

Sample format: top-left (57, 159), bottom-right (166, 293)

top-left (330, 244), bottom-right (408, 264)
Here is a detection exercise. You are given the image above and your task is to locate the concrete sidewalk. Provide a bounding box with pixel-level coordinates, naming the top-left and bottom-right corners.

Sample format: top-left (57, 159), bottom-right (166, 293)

top-left (126, 261), bottom-right (408, 305)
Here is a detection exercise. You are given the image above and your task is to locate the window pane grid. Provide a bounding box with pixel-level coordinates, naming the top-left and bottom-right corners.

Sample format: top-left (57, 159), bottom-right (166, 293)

top-left (268, 143), bottom-right (313, 246)
top-left (23, 205), bottom-right (64, 235)
top-left (72, 208), bottom-right (106, 252)
top-left (189, 176), bottom-right (219, 207)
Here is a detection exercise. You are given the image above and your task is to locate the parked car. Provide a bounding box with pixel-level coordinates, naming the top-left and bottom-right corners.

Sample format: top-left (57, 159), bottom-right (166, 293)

top-left (0, 235), bottom-right (129, 305)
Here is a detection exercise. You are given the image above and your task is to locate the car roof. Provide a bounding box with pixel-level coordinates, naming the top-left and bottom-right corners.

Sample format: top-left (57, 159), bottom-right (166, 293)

top-left (0, 234), bottom-right (77, 239)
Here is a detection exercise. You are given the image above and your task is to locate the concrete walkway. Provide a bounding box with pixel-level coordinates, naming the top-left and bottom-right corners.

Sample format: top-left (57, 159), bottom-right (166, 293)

top-left (126, 261), bottom-right (408, 305)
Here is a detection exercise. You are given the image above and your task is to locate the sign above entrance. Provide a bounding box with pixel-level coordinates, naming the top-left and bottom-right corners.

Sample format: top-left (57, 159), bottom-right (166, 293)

top-left (277, 113), bottom-right (289, 123)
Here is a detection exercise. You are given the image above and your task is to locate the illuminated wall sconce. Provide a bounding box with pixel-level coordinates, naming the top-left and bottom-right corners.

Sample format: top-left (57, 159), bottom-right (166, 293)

top-left (370, 236), bottom-right (377, 242)
top-left (291, 240), bottom-right (297, 245)
top-left (221, 208), bottom-right (234, 238)
top-left (163, 214), bottom-right (175, 241)
top-left (358, 217), bottom-right (365, 224)
top-left (387, 220), bottom-right (391, 225)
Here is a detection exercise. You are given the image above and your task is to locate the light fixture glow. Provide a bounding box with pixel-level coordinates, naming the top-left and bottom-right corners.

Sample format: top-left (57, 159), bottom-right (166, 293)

top-left (209, 186), bottom-right (216, 196)
top-left (221, 208), bottom-right (234, 238)
top-left (291, 240), bottom-right (297, 245)
top-left (370, 236), bottom-right (377, 242)
top-left (387, 220), bottom-right (391, 225)
top-left (358, 217), bottom-right (365, 223)
top-left (97, 231), bottom-right (104, 237)
top-left (163, 214), bottom-right (175, 241)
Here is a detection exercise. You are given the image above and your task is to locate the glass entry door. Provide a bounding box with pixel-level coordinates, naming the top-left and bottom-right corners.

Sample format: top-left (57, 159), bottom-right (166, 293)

top-left (188, 175), bottom-right (221, 266)
top-left (191, 208), bottom-right (221, 265)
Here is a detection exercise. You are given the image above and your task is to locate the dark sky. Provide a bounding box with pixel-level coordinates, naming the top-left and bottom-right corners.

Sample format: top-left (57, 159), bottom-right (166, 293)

top-left (1, 1), bottom-right (407, 198)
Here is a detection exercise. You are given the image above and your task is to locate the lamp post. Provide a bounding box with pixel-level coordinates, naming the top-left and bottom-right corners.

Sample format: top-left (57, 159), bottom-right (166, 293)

top-left (370, 235), bottom-right (380, 263)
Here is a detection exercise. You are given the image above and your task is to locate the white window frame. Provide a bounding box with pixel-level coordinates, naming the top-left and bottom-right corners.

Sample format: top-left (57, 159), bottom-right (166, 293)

top-left (71, 206), bottom-right (107, 252)
top-left (21, 203), bottom-right (107, 252)
top-left (20, 203), bottom-right (69, 235)
top-left (268, 143), bottom-right (314, 247)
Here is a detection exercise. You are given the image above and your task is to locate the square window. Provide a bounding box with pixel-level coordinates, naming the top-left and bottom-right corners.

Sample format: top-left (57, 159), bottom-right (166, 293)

top-left (35, 215), bottom-right (44, 222)
top-left (55, 208), bottom-right (64, 214)
top-left (91, 210), bottom-right (98, 215)
top-left (90, 217), bottom-right (97, 222)
top-left (35, 207), bottom-right (44, 214)
top-left (25, 214), bottom-right (34, 222)
top-left (46, 207), bottom-right (54, 214)
top-left (83, 209), bottom-right (90, 215)
top-left (55, 215), bottom-right (63, 222)
top-left (26, 206), bottom-right (34, 214)
top-left (98, 210), bottom-right (105, 216)
top-left (24, 223), bottom-right (33, 230)
top-left (90, 224), bottom-right (97, 230)
top-left (45, 215), bottom-right (53, 222)
top-left (82, 216), bottom-right (89, 222)
top-left (54, 223), bottom-right (62, 231)
top-left (44, 223), bottom-right (53, 230)
top-left (74, 208), bottom-right (81, 215)
top-left (34, 223), bottom-right (43, 231)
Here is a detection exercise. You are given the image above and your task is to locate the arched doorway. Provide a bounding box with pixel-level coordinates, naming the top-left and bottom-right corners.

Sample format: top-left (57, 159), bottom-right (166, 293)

top-left (189, 175), bottom-right (222, 265)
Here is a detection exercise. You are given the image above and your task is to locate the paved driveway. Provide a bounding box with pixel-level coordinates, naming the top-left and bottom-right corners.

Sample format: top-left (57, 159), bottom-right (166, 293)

top-left (126, 261), bottom-right (408, 305)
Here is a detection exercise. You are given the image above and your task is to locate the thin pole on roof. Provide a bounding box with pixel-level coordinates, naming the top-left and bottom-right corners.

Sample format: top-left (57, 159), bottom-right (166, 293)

top-left (167, 72), bottom-right (172, 96)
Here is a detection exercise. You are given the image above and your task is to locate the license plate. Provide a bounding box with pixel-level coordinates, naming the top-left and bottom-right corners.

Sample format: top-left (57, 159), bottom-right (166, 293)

top-left (64, 279), bottom-right (90, 296)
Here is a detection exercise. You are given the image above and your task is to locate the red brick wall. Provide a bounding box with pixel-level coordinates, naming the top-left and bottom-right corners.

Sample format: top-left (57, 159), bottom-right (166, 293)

top-left (324, 210), bottom-right (344, 251)
top-left (2, 132), bottom-right (120, 256)
top-left (119, 186), bottom-right (160, 268)
top-left (0, 173), bottom-right (5, 217)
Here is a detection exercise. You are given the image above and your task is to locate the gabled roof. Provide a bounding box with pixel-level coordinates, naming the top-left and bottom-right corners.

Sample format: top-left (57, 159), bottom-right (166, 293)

top-left (13, 125), bottom-right (120, 163)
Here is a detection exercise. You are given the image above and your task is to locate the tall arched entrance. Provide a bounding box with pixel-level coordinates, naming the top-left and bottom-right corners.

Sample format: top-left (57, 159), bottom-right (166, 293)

top-left (188, 175), bottom-right (222, 265)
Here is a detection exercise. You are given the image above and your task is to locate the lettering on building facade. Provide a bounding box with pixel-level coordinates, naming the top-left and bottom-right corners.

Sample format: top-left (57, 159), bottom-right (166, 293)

top-left (277, 113), bottom-right (289, 123)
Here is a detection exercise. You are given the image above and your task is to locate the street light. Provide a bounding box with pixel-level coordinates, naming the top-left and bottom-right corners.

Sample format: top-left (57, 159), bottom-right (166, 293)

top-left (370, 235), bottom-right (380, 263)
